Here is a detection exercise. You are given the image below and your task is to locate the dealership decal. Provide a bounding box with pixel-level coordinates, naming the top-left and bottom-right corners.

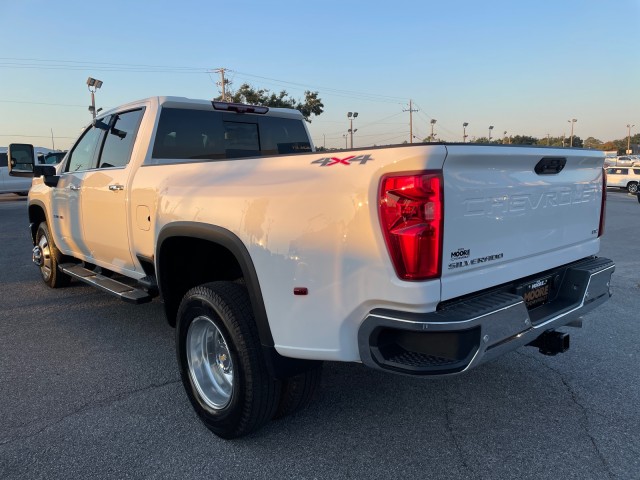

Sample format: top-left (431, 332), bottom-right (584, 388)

top-left (311, 154), bottom-right (373, 167)
top-left (450, 248), bottom-right (470, 260)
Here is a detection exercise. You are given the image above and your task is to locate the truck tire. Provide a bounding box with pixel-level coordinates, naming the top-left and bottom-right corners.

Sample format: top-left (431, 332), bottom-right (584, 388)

top-left (627, 182), bottom-right (638, 194)
top-left (176, 281), bottom-right (281, 439)
top-left (34, 222), bottom-right (71, 288)
top-left (274, 363), bottom-right (323, 419)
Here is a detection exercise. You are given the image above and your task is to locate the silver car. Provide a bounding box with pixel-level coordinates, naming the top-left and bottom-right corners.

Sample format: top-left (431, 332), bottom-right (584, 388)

top-left (0, 152), bottom-right (32, 195)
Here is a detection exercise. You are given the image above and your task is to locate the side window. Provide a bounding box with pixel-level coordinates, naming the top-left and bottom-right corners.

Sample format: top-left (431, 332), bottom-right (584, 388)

top-left (152, 108), bottom-right (225, 160)
top-left (634, 169), bottom-right (640, 175)
top-left (98, 109), bottom-right (144, 168)
top-left (0, 153), bottom-right (7, 168)
top-left (66, 125), bottom-right (104, 173)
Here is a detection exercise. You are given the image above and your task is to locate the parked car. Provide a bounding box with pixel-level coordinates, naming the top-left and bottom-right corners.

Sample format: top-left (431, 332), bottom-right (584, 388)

top-left (605, 166), bottom-right (640, 193)
top-left (614, 156), bottom-right (634, 167)
top-left (0, 152), bottom-right (32, 195)
top-left (37, 151), bottom-right (67, 165)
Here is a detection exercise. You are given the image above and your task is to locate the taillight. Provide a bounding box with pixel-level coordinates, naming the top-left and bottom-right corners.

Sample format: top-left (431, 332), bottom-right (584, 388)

top-left (599, 168), bottom-right (606, 237)
top-left (379, 171), bottom-right (443, 280)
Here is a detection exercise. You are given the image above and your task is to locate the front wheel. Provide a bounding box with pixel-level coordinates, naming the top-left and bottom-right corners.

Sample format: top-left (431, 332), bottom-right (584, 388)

top-left (627, 182), bottom-right (638, 194)
top-left (34, 222), bottom-right (70, 288)
top-left (176, 282), bottom-right (281, 439)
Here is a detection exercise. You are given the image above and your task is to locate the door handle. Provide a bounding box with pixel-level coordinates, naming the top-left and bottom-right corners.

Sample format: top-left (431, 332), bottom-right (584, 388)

top-left (109, 184), bottom-right (125, 191)
top-left (69, 184), bottom-right (80, 191)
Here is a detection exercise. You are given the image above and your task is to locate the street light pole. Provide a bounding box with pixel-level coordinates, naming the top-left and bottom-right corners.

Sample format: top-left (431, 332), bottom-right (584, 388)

top-left (463, 122), bottom-right (469, 143)
top-left (503, 131), bottom-right (508, 144)
top-left (488, 125), bottom-right (494, 142)
top-left (430, 119), bottom-right (437, 142)
top-left (627, 124), bottom-right (635, 154)
top-left (86, 77), bottom-right (103, 120)
top-left (568, 118), bottom-right (577, 147)
top-left (347, 112), bottom-right (358, 149)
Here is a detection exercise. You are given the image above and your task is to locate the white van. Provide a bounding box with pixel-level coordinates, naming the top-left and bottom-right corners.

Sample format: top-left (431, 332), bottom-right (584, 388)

top-left (0, 152), bottom-right (32, 195)
top-left (606, 166), bottom-right (640, 193)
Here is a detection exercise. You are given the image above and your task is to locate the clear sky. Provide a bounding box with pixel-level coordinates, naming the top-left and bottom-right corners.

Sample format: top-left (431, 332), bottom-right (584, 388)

top-left (1, 0), bottom-right (638, 151)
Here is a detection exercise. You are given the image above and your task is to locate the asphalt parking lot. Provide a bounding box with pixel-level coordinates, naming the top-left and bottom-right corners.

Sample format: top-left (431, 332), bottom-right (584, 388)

top-left (0, 190), bottom-right (638, 480)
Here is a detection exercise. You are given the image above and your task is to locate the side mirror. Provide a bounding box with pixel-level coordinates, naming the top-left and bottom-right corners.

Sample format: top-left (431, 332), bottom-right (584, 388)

top-left (34, 165), bottom-right (60, 187)
top-left (7, 143), bottom-right (35, 177)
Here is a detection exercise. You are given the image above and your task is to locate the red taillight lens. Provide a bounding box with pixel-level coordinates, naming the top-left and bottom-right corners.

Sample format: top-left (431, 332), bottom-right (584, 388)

top-left (379, 172), bottom-right (443, 280)
top-left (599, 168), bottom-right (606, 238)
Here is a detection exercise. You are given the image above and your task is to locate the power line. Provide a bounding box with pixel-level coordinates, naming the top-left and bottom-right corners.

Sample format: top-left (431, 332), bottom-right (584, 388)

top-left (0, 134), bottom-right (76, 138)
top-left (0, 57), bottom-right (207, 72)
top-left (0, 99), bottom-right (85, 107)
top-left (230, 69), bottom-right (406, 104)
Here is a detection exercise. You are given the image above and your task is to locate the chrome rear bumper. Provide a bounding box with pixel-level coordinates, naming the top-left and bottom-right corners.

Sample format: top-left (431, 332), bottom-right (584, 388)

top-left (358, 257), bottom-right (615, 376)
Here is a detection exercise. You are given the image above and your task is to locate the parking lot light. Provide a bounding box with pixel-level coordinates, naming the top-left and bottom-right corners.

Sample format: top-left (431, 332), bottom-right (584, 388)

top-left (87, 77), bottom-right (103, 120)
top-left (568, 118), bottom-right (577, 147)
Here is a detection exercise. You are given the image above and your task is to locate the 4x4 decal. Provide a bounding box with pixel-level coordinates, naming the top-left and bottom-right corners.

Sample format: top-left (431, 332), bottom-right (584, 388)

top-left (311, 154), bottom-right (373, 167)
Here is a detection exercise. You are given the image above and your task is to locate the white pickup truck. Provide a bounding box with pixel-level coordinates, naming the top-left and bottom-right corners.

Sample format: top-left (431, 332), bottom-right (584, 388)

top-left (9, 96), bottom-right (614, 438)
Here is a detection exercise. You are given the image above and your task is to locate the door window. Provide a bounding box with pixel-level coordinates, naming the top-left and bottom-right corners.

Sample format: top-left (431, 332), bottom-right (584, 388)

top-left (66, 125), bottom-right (105, 173)
top-left (98, 109), bottom-right (145, 168)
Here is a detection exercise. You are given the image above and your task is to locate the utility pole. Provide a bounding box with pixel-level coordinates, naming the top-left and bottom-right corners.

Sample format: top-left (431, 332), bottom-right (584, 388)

top-left (627, 124), bottom-right (635, 154)
top-left (403, 100), bottom-right (418, 143)
top-left (546, 133), bottom-right (550, 146)
top-left (51, 129), bottom-right (55, 150)
top-left (215, 68), bottom-right (228, 101)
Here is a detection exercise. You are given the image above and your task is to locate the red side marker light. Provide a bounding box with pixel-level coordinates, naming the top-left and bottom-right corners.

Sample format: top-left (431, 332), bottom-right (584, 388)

top-left (293, 287), bottom-right (309, 296)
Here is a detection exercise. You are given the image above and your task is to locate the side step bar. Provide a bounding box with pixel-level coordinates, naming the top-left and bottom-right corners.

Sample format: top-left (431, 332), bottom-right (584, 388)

top-left (59, 263), bottom-right (154, 304)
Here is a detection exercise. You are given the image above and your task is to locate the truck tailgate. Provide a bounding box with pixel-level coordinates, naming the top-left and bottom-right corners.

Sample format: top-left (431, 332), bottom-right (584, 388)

top-left (440, 145), bottom-right (604, 301)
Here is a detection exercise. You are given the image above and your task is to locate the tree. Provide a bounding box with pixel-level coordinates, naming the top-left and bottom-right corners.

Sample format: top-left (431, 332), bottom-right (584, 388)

top-left (536, 136), bottom-right (564, 147)
top-left (569, 136), bottom-right (584, 148)
top-left (510, 135), bottom-right (539, 145)
top-left (583, 137), bottom-right (603, 149)
top-left (215, 83), bottom-right (324, 123)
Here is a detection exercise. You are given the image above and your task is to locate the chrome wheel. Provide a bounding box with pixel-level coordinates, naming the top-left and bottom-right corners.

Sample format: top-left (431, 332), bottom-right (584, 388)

top-left (186, 315), bottom-right (234, 410)
top-left (35, 234), bottom-right (53, 282)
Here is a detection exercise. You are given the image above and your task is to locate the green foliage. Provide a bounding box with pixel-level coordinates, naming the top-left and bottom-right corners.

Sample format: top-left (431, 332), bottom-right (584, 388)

top-left (583, 137), bottom-right (603, 149)
top-left (216, 83), bottom-right (324, 123)
top-left (510, 135), bottom-right (539, 145)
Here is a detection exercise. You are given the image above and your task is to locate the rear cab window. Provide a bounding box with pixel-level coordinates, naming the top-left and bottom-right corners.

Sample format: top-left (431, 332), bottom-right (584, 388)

top-left (151, 107), bottom-right (312, 161)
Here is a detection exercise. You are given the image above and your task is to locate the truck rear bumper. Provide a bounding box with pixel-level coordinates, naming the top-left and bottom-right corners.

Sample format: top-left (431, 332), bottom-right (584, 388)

top-left (357, 257), bottom-right (615, 376)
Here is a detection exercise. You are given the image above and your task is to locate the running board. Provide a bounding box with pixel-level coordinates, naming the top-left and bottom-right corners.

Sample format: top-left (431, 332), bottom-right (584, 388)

top-left (59, 263), bottom-right (153, 304)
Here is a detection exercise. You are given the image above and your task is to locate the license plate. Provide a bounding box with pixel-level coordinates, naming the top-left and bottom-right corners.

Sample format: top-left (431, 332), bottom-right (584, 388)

top-left (521, 277), bottom-right (551, 309)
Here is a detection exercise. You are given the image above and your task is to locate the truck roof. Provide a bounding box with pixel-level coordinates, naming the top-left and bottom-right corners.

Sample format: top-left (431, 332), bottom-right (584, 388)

top-left (98, 96), bottom-right (305, 121)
